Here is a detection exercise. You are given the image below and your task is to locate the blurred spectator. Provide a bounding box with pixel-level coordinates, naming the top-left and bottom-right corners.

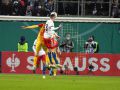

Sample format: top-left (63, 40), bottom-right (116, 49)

top-left (84, 36), bottom-right (99, 53)
top-left (0, 0), bottom-right (2, 14)
top-left (64, 3), bottom-right (72, 15)
top-left (60, 33), bottom-right (74, 52)
top-left (44, 0), bottom-right (54, 16)
top-left (12, 0), bottom-right (26, 16)
top-left (18, 36), bottom-right (28, 52)
top-left (92, 3), bottom-right (97, 15)
top-left (111, 0), bottom-right (119, 18)
top-left (19, 0), bottom-right (26, 16)
top-left (26, 5), bottom-right (32, 16)
top-left (12, 0), bottom-right (20, 15)
top-left (27, 0), bottom-right (34, 7)
top-left (0, 0), bottom-right (120, 17)
top-left (32, 0), bottom-right (41, 16)
top-left (1, 0), bottom-right (12, 15)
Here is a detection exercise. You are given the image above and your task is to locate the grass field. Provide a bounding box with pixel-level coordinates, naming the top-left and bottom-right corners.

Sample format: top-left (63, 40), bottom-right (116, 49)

top-left (0, 74), bottom-right (120, 90)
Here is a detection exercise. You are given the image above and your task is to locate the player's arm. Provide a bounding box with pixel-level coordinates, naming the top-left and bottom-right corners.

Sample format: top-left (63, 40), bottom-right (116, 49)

top-left (46, 20), bottom-right (62, 31)
top-left (22, 25), bottom-right (39, 29)
top-left (54, 32), bottom-right (60, 39)
top-left (22, 24), bottom-right (45, 29)
top-left (51, 24), bottom-right (62, 31)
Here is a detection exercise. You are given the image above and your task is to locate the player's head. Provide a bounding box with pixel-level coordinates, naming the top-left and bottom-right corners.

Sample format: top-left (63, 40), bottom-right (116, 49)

top-left (88, 35), bottom-right (94, 42)
top-left (50, 12), bottom-right (57, 21)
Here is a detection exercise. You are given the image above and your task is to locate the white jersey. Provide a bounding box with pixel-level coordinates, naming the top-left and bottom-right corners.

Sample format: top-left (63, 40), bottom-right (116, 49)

top-left (32, 39), bottom-right (45, 56)
top-left (44, 19), bottom-right (59, 38)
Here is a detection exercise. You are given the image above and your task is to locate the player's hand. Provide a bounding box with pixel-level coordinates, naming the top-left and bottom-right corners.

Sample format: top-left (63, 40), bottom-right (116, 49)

top-left (58, 24), bottom-right (62, 30)
top-left (57, 36), bottom-right (60, 40)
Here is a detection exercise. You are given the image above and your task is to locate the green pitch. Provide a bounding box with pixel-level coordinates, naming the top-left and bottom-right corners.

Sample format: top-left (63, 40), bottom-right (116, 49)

top-left (0, 74), bottom-right (120, 90)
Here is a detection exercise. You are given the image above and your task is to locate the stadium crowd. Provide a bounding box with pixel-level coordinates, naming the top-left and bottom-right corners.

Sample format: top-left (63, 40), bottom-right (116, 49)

top-left (0, 0), bottom-right (54, 16)
top-left (0, 0), bottom-right (120, 17)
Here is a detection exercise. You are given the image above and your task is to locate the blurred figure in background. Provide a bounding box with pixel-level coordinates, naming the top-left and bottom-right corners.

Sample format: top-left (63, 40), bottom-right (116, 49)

top-left (26, 5), bottom-right (32, 16)
top-left (32, 0), bottom-right (41, 16)
top-left (44, 0), bottom-right (54, 16)
top-left (12, 0), bottom-right (26, 16)
top-left (17, 36), bottom-right (28, 52)
top-left (60, 33), bottom-right (74, 52)
top-left (12, 0), bottom-right (20, 15)
top-left (84, 35), bottom-right (99, 53)
top-left (1, 0), bottom-right (13, 15)
top-left (112, 0), bottom-right (119, 18)
top-left (0, 0), bottom-right (1, 14)
top-left (19, 0), bottom-right (26, 16)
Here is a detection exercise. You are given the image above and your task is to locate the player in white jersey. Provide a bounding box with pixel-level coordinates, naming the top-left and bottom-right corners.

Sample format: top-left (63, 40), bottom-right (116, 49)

top-left (32, 39), bottom-right (46, 79)
top-left (43, 12), bottom-right (61, 64)
top-left (44, 12), bottom-right (61, 40)
top-left (43, 12), bottom-right (62, 75)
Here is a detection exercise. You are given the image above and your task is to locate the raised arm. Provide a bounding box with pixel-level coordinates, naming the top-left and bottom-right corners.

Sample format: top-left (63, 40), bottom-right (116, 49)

top-left (22, 25), bottom-right (39, 29)
top-left (22, 24), bottom-right (45, 29)
top-left (52, 24), bottom-right (62, 31)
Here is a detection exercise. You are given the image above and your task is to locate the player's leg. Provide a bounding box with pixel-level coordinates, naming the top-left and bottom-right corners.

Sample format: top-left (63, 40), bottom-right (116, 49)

top-left (48, 50), bottom-right (53, 64)
top-left (33, 38), bottom-right (41, 73)
top-left (53, 68), bottom-right (57, 76)
top-left (33, 56), bottom-right (38, 73)
top-left (51, 50), bottom-right (62, 68)
top-left (33, 27), bottom-right (45, 73)
top-left (52, 52), bottom-right (59, 64)
top-left (50, 39), bottom-right (62, 67)
top-left (41, 55), bottom-right (47, 79)
top-left (37, 56), bottom-right (41, 68)
top-left (36, 39), bottom-right (42, 55)
top-left (44, 38), bottom-right (53, 65)
top-left (49, 58), bottom-right (58, 76)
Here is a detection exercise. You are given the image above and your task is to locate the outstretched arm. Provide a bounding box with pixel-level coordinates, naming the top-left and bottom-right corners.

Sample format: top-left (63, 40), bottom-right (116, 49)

top-left (22, 25), bottom-right (39, 29)
top-left (51, 24), bottom-right (62, 31)
top-left (22, 24), bottom-right (45, 29)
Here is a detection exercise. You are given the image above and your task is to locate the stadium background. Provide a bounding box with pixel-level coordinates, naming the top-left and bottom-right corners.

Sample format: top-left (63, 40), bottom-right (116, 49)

top-left (0, 1), bottom-right (120, 90)
top-left (0, 20), bottom-right (120, 53)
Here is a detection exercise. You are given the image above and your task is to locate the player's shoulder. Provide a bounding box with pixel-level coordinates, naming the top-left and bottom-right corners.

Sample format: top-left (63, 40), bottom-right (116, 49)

top-left (46, 19), bottom-right (53, 23)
